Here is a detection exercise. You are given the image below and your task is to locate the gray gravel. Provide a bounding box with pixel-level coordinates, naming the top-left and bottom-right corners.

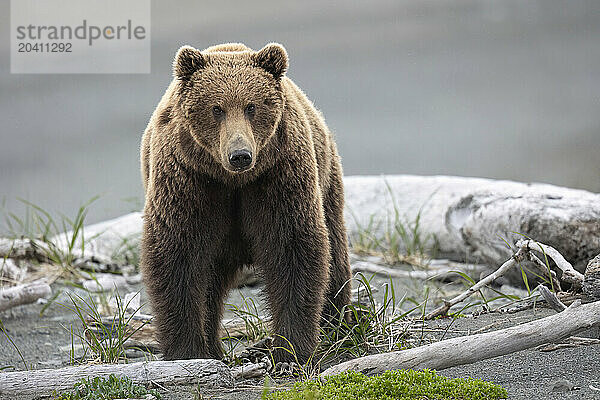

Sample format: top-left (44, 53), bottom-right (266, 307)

top-left (1, 281), bottom-right (599, 399)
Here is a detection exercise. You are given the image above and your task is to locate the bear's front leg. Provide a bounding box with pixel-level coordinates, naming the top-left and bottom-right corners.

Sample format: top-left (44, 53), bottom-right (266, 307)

top-left (243, 162), bottom-right (331, 364)
top-left (141, 176), bottom-right (232, 360)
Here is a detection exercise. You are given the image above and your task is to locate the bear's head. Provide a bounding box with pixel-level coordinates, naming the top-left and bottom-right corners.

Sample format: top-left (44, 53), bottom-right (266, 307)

top-left (173, 43), bottom-right (288, 173)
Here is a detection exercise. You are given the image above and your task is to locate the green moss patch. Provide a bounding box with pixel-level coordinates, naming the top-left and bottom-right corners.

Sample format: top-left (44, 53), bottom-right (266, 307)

top-left (52, 374), bottom-right (161, 400)
top-left (264, 370), bottom-right (507, 400)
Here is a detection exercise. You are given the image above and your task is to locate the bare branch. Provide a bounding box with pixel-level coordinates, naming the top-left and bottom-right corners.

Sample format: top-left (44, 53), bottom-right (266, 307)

top-left (537, 285), bottom-right (566, 312)
top-left (425, 247), bottom-right (527, 319)
top-left (517, 239), bottom-right (584, 287)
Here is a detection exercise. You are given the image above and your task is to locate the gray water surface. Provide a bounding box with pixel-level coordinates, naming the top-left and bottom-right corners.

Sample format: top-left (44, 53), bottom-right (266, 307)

top-left (1, 0), bottom-right (599, 230)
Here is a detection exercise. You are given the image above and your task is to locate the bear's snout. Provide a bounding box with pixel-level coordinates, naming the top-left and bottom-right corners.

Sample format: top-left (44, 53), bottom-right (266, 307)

top-left (228, 149), bottom-right (253, 171)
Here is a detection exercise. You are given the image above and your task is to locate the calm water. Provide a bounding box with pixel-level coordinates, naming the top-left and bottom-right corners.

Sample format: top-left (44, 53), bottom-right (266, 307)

top-left (1, 0), bottom-right (599, 231)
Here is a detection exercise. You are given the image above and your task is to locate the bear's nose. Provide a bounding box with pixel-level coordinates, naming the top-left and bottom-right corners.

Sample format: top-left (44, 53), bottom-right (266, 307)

top-left (228, 149), bottom-right (253, 170)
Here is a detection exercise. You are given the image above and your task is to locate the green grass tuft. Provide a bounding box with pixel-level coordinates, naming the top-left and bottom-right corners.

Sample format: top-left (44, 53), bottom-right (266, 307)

top-left (1, 197), bottom-right (99, 278)
top-left (59, 290), bottom-right (147, 364)
top-left (263, 370), bottom-right (507, 400)
top-left (52, 374), bottom-right (160, 400)
top-left (349, 181), bottom-right (438, 267)
top-left (226, 292), bottom-right (269, 342)
top-left (318, 273), bottom-right (416, 362)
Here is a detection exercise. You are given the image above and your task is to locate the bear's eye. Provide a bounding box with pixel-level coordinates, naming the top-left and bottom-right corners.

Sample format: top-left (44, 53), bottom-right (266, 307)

top-left (212, 105), bottom-right (224, 118)
top-left (245, 103), bottom-right (256, 116)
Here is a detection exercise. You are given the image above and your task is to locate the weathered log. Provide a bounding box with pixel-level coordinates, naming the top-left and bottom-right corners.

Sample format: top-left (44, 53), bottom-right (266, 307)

top-left (0, 359), bottom-right (233, 396)
top-left (344, 175), bottom-right (600, 272)
top-left (322, 300), bottom-right (600, 376)
top-left (351, 260), bottom-right (486, 281)
top-left (45, 175), bottom-right (599, 278)
top-left (81, 273), bottom-right (132, 293)
top-left (0, 258), bottom-right (26, 283)
top-left (0, 280), bottom-right (51, 312)
top-left (583, 254), bottom-right (600, 301)
top-left (231, 362), bottom-right (268, 380)
top-left (0, 238), bottom-right (50, 261)
top-left (51, 212), bottom-right (143, 265)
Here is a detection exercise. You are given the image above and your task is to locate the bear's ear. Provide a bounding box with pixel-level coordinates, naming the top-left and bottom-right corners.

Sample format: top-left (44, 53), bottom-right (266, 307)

top-left (173, 45), bottom-right (206, 81)
top-left (253, 43), bottom-right (288, 79)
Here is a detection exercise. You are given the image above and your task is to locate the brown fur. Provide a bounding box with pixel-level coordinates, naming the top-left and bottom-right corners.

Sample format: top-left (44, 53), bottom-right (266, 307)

top-left (140, 42), bottom-right (351, 362)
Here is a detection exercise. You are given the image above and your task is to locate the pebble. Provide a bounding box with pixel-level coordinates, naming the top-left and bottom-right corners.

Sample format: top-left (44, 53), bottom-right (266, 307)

top-left (552, 379), bottom-right (575, 392)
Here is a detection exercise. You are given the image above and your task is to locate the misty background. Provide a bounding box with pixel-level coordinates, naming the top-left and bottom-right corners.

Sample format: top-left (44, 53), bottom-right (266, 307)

top-left (0, 0), bottom-right (599, 231)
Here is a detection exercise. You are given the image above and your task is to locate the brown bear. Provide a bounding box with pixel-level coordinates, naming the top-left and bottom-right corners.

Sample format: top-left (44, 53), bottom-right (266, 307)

top-left (140, 42), bottom-right (351, 363)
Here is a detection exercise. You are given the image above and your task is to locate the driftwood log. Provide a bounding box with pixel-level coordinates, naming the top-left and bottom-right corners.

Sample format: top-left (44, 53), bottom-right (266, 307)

top-left (0, 359), bottom-right (233, 397)
top-left (344, 175), bottom-right (600, 272)
top-left (41, 175), bottom-right (599, 277)
top-left (81, 273), bottom-right (132, 293)
top-left (0, 238), bottom-right (49, 261)
top-left (0, 259), bottom-right (26, 283)
top-left (50, 212), bottom-right (143, 265)
top-left (0, 280), bottom-right (51, 312)
top-left (322, 299), bottom-right (600, 376)
top-left (352, 260), bottom-right (487, 282)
